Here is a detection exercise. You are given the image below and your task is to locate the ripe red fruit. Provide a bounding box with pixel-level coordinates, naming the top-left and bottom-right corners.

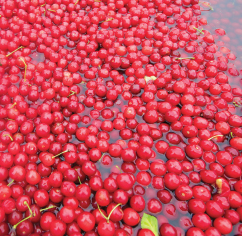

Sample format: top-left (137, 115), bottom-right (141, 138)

top-left (213, 217), bottom-right (232, 235)
top-left (97, 219), bottom-right (115, 236)
top-left (77, 212), bottom-right (95, 232)
top-left (122, 208), bottom-right (140, 226)
top-left (138, 229), bottom-right (155, 236)
top-left (50, 220), bottom-right (66, 236)
top-left (192, 213), bottom-right (211, 230)
top-left (159, 223), bottom-right (177, 236)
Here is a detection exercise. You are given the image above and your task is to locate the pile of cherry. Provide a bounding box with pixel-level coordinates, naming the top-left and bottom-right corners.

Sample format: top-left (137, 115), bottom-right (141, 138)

top-left (0, 0), bottom-right (242, 235)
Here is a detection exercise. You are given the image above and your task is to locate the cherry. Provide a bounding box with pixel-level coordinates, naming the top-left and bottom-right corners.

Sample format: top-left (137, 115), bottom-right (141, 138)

top-left (98, 219), bottom-right (115, 236)
top-left (186, 227), bottom-right (205, 236)
top-left (138, 229), bottom-right (155, 236)
top-left (192, 213), bottom-right (211, 230)
top-left (159, 223), bottom-right (177, 236)
top-left (96, 189), bottom-right (110, 206)
top-left (130, 195), bottom-right (145, 212)
top-left (116, 173), bottom-right (134, 191)
top-left (40, 212), bottom-right (56, 231)
top-left (50, 219), bottom-right (66, 236)
top-left (77, 212), bottom-right (95, 232)
top-left (147, 199), bottom-right (162, 213)
top-left (213, 217), bottom-right (232, 235)
top-left (123, 208), bottom-right (140, 226)
top-left (59, 206), bottom-right (75, 224)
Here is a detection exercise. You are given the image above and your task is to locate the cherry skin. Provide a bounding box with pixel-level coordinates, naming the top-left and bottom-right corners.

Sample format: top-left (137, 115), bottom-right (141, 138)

top-left (159, 223), bottom-right (177, 236)
top-left (77, 212), bottom-right (95, 232)
top-left (138, 229), bottom-right (155, 236)
top-left (123, 208), bottom-right (140, 226)
top-left (50, 220), bottom-right (67, 236)
top-left (98, 219), bottom-right (115, 236)
top-left (213, 217), bottom-right (232, 235)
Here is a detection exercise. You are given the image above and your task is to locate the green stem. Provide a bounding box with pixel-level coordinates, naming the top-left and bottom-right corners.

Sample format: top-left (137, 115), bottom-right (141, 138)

top-left (52, 150), bottom-right (70, 159)
top-left (68, 91), bottom-right (76, 97)
top-left (13, 215), bottom-right (32, 229)
top-left (19, 57), bottom-right (27, 81)
top-left (176, 57), bottom-right (195, 60)
top-left (208, 135), bottom-right (224, 141)
top-left (193, 27), bottom-right (204, 34)
top-left (6, 46), bottom-right (24, 57)
top-left (40, 205), bottom-right (56, 212)
top-left (105, 18), bottom-right (113, 22)
top-left (9, 102), bottom-right (17, 109)
top-left (97, 204), bottom-right (108, 221)
top-left (233, 102), bottom-right (241, 107)
top-left (24, 202), bottom-right (33, 216)
top-left (115, 166), bottom-right (122, 173)
top-left (230, 132), bottom-right (234, 138)
top-left (77, 176), bottom-right (82, 185)
top-left (107, 203), bottom-right (121, 221)
top-left (7, 179), bottom-right (14, 186)
top-left (13, 202), bottom-right (33, 229)
top-left (199, 1), bottom-right (214, 10)
top-left (3, 134), bottom-right (13, 141)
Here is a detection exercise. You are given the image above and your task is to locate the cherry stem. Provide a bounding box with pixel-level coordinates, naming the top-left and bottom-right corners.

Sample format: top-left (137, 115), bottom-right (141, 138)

top-left (104, 18), bottom-right (113, 22)
top-left (10, 102), bottom-right (17, 109)
top-left (77, 176), bottom-right (82, 185)
top-left (40, 205), bottom-right (56, 212)
top-left (74, 0), bottom-right (79, 5)
top-left (7, 179), bottom-right (14, 186)
top-left (13, 202), bottom-right (33, 229)
top-left (13, 215), bottom-right (32, 229)
top-left (47, 9), bottom-right (56, 12)
top-left (231, 132), bottom-right (234, 138)
top-left (107, 203), bottom-right (121, 221)
top-left (19, 57), bottom-right (27, 81)
top-left (6, 46), bottom-right (24, 57)
top-left (24, 201), bottom-right (33, 216)
top-left (199, 1), bottom-right (214, 10)
top-left (193, 27), bottom-right (204, 34)
top-left (98, 153), bottom-right (105, 162)
top-left (97, 203), bottom-right (109, 221)
top-left (176, 57), bottom-right (195, 60)
top-left (97, 203), bottom-right (122, 223)
top-left (208, 135), bottom-right (224, 141)
top-left (40, 3), bottom-right (46, 7)
top-left (3, 134), bottom-right (13, 141)
top-left (52, 149), bottom-right (70, 159)
top-left (68, 90), bottom-right (76, 97)
top-left (115, 165), bottom-right (122, 173)
top-left (233, 102), bottom-right (241, 107)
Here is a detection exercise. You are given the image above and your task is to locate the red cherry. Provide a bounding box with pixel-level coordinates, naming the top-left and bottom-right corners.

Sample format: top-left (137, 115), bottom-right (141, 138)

top-left (122, 208), bottom-right (140, 226)
top-left (77, 212), bottom-right (95, 232)
top-left (213, 217), bottom-right (232, 235)
top-left (50, 220), bottom-right (67, 236)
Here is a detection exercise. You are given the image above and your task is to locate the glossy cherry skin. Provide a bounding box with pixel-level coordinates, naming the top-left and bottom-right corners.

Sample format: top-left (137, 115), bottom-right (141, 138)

top-left (50, 219), bottom-right (67, 236)
top-left (77, 212), bottom-right (95, 232)
top-left (98, 219), bottom-right (115, 236)
top-left (122, 208), bottom-right (140, 226)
